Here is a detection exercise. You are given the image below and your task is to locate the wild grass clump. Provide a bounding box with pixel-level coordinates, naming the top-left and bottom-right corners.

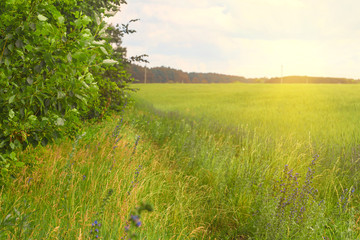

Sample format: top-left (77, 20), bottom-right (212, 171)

top-left (0, 111), bottom-right (221, 239)
top-left (0, 116), bottom-right (150, 239)
top-left (249, 155), bottom-right (328, 239)
top-left (273, 156), bottom-right (319, 225)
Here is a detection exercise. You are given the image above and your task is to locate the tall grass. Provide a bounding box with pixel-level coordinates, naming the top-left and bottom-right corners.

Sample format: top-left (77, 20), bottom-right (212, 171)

top-left (127, 83), bottom-right (360, 239)
top-left (1, 83), bottom-right (360, 239)
top-left (0, 115), bottom-right (221, 239)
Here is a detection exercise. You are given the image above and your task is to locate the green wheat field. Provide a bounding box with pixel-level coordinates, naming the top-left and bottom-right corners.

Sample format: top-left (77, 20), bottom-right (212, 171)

top-left (2, 83), bottom-right (360, 239)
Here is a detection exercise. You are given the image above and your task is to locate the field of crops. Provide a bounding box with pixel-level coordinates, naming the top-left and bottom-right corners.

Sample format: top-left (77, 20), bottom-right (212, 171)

top-left (134, 83), bottom-right (360, 142)
top-left (131, 83), bottom-right (360, 239)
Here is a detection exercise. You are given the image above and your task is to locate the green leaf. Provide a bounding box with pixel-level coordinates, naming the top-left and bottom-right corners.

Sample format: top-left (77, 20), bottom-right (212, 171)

top-left (29, 23), bottom-right (36, 31)
top-left (9, 152), bottom-right (16, 160)
top-left (9, 95), bottom-right (15, 104)
top-left (35, 95), bottom-right (45, 110)
top-left (100, 47), bottom-right (108, 55)
top-left (92, 40), bottom-right (105, 46)
top-left (15, 162), bottom-right (25, 167)
top-left (15, 39), bottom-right (23, 48)
top-left (16, 49), bottom-right (24, 60)
top-left (89, 54), bottom-right (96, 63)
top-left (38, 14), bottom-right (48, 22)
top-left (28, 115), bottom-right (37, 122)
top-left (74, 11), bottom-right (80, 18)
top-left (75, 94), bottom-right (87, 104)
top-left (102, 59), bottom-right (118, 65)
top-left (9, 109), bottom-right (15, 119)
top-left (5, 34), bottom-right (13, 40)
top-left (72, 51), bottom-right (86, 61)
top-left (55, 118), bottom-right (65, 126)
top-left (25, 44), bottom-right (34, 52)
top-left (26, 77), bottom-right (33, 85)
top-left (85, 73), bottom-right (94, 84)
top-left (94, 12), bottom-right (101, 25)
top-left (82, 81), bottom-right (89, 89)
top-left (4, 58), bottom-right (10, 67)
top-left (58, 16), bottom-right (65, 24)
top-left (7, 44), bottom-right (14, 52)
top-left (82, 15), bottom-right (92, 25)
top-left (57, 91), bottom-right (66, 99)
top-left (67, 53), bottom-right (72, 62)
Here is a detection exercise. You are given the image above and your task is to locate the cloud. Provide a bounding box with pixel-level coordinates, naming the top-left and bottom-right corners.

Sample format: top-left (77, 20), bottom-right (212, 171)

top-left (107, 0), bottom-right (360, 78)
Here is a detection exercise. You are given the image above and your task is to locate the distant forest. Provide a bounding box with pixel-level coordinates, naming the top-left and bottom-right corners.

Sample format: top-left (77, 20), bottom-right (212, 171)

top-left (128, 64), bottom-right (359, 84)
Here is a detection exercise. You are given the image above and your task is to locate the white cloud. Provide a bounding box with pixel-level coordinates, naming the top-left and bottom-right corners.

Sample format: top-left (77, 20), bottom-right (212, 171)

top-left (107, 0), bottom-right (360, 78)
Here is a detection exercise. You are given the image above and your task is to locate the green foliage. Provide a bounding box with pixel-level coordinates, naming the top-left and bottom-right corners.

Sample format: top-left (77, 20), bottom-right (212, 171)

top-left (0, 0), bottom-right (134, 186)
top-left (0, 204), bottom-right (33, 239)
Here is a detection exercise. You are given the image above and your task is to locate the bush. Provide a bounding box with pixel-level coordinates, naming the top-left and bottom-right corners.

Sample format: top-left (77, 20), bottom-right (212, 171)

top-left (0, 0), bottom-right (132, 186)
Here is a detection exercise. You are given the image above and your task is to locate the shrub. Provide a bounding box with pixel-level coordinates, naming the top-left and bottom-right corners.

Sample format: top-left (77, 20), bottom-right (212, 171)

top-left (0, 0), bottom-right (133, 186)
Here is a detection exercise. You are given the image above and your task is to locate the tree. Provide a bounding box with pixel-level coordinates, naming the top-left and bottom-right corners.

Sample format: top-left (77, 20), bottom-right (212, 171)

top-left (0, 0), bottom-right (133, 185)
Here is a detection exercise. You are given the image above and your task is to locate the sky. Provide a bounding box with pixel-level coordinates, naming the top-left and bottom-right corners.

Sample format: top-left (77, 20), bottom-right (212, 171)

top-left (107, 0), bottom-right (360, 79)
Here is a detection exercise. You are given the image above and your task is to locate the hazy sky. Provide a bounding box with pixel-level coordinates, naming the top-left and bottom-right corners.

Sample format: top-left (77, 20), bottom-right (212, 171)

top-left (107, 0), bottom-right (360, 78)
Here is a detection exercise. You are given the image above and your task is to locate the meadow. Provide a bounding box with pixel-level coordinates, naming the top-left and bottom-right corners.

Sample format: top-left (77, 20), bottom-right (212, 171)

top-left (1, 83), bottom-right (360, 239)
top-left (131, 83), bottom-right (360, 239)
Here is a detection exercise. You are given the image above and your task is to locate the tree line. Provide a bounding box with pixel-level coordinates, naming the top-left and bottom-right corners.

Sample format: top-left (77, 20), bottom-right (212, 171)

top-left (129, 64), bottom-right (358, 84)
top-left (129, 65), bottom-right (248, 84)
